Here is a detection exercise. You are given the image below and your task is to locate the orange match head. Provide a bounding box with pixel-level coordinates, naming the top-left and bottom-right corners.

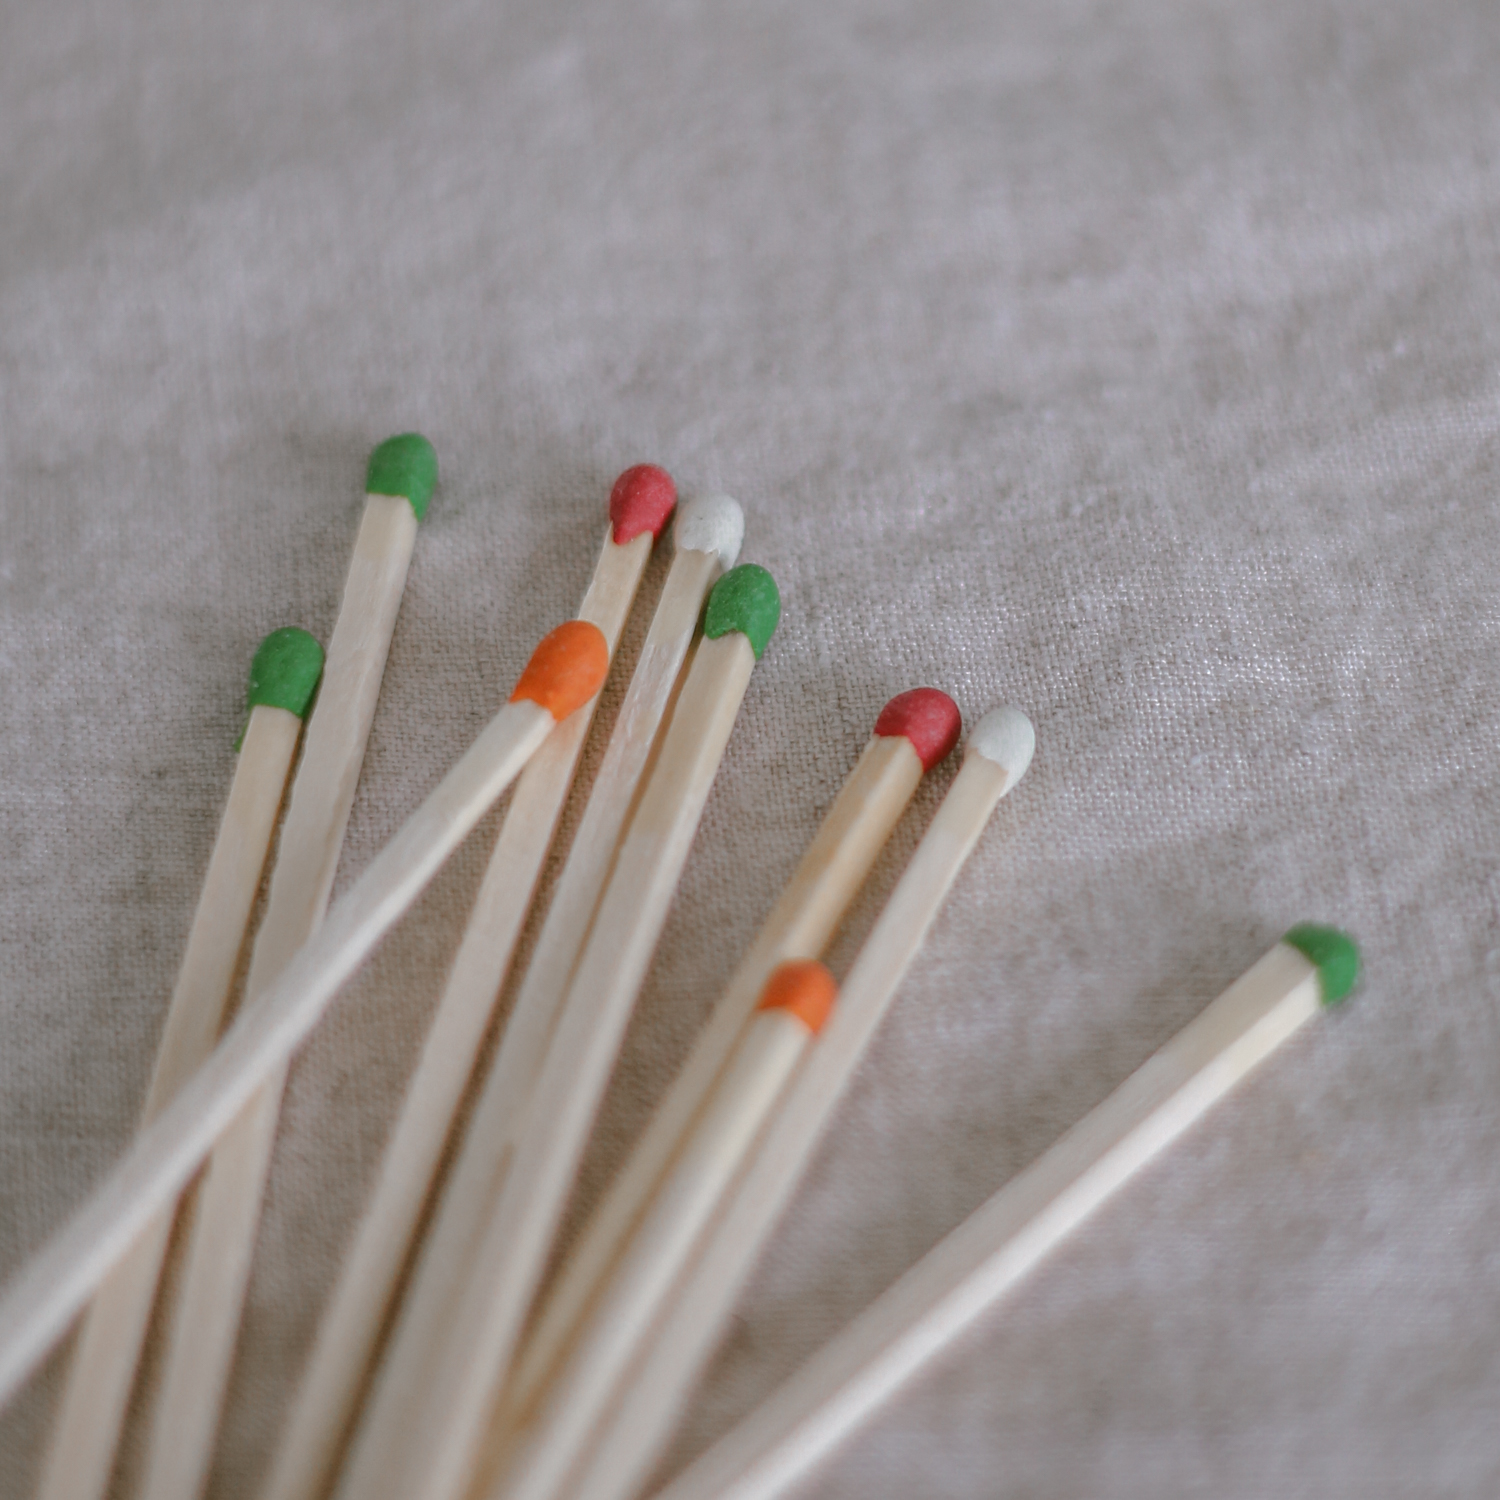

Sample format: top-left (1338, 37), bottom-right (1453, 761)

top-left (756, 960), bottom-right (838, 1035)
top-left (510, 620), bottom-right (610, 720)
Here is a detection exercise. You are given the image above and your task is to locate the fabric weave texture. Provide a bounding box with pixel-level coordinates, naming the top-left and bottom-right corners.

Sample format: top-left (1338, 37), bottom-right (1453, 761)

top-left (2, 2), bottom-right (1498, 1497)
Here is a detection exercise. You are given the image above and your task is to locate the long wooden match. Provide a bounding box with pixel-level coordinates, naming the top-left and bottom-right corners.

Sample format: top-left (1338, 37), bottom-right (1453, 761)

top-left (490, 962), bottom-right (840, 1500)
top-left (493, 689), bottom-right (962, 1460)
top-left (35, 628), bottom-right (322, 1500)
top-left (140, 433), bottom-right (438, 1500)
top-left (336, 563), bottom-right (782, 1500)
top-left (650, 927), bottom-right (1360, 1500)
top-left (258, 464), bottom-right (678, 1500)
top-left (328, 493), bottom-right (743, 1500)
top-left (556, 706), bottom-right (1036, 1500)
top-left (0, 617), bottom-right (611, 1406)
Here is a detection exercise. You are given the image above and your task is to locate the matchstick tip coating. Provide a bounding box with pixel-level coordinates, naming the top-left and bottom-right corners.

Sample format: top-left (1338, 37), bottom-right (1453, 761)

top-left (610, 465), bottom-right (678, 545)
top-left (245, 627), bottom-right (324, 720)
top-left (757, 960), bottom-right (838, 1035)
top-left (703, 564), bottom-right (781, 660)
top-left (510, 620), bottom-right (611, 720)
top-left (1282, 924), bottom-right (1360, 1006)
top-left (675, 493), bottom-right (745, 569)
top-left (967, 706), bottom-right (1035, 791)
top-left (874, 689), bottom-right (962, 770)
top-left (366, 433), bottom-right (438, 519)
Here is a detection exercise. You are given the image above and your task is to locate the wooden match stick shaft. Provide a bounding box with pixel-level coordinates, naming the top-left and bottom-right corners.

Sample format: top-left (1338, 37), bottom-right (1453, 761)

top-left (490, 999), bottom-right (824, 1500)
top-left (144, 710), bottom-right (310, 1111)
top-left (331, 540), bottom-right (727, 1496)
top-left (140, 491), bottom-right (421, 1500)
top-left (258, 527), bottom-right (652, 1500)
top-left (503, 733), bottom-right (924, 1429)
top-left (35, 702), bottom-right (306, 1500)
top-left (560, 735), bottom-right (1026, 1500)
top-left (650, 942), bottom-right (1340, 1500)
top-left (339, 626), bottom-right (763, 1500)
top-left (0, 690), bottom-right (557, 1405)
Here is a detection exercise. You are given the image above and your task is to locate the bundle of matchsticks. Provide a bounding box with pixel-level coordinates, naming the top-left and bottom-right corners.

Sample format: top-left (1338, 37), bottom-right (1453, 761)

top-left (3, 436), bottom-right (1359, 1500)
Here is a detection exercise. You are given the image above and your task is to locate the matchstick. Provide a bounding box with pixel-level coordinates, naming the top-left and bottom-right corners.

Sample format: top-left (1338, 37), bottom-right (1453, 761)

top-left (258, 466), bottom-right (679, 1500)
top-left (498, 689), bottom-right (962, 1444)
top-left (489, 962), bottom-right (839, 1500)
top-left (557, 706), bottom-right (1036, 1500)
top-left (335, 563), bottom-right (782, 1500)
top-left (323, 499), bottom-right (744, 1492)
top-left (34, 629), bottom-right (322, 1500)
top-left (0, 617), bottom-right (610, 1406)
top-left (138, 435), bottom-right (438, 1500)
top-left (650, 926), bottom-right (1361, 1500)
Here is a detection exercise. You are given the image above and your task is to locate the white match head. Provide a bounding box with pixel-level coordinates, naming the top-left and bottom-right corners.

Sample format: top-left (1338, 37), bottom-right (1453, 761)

top-left (967, 705), bottom-right (1035, 794)
top-left (674, 493), bottom-right (745, 570)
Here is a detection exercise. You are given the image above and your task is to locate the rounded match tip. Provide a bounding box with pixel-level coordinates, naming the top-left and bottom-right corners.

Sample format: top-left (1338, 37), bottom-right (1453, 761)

top-left (510, 620), bottom-right (610, 721)
top-left (703, 564), bottom-right (781, 661)
top-left (366, 433), bottom-right (438, 520)
top-left (874, 689), bottom-right (962, 771)
top-left (246, 627), bottom-right (324, 720)
top-left (609, 465), bottom-right (678, 545)
top-left (757, 960), bottom-right (838, 1035)
top-left (675, 493), bottom-right (745, 570)
top-left (967, 706), bottom-right (1035, 792)
top-left (1282, 923), bottom-right (1361, 1007)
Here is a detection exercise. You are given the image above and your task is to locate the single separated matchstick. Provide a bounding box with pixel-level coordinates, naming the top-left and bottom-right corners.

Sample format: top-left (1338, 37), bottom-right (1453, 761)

top-left (496, 689), bottom-right (962, 1451)
top-left (490, 962), bottom-right (840, 1500)
top-left (652, 925), bottom-right (1361, 1500)
top-left (258, 467), bottom-right (686, 1500)
top-left (139, 434), bottom-right (438, 1500)
top-left (555, 706), bottom-right (1036, 1500)
top-left (323, 501), bottom-right (744, 1495)
top-left (0, 617), bottom-right (611, 1407)
top-left (336, 563), bottom-right (782, 1500)
top-left (34, 628), bottom-right (323, 1500)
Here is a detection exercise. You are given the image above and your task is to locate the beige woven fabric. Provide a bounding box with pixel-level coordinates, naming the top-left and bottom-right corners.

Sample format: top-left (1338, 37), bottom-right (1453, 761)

top-left (3, 0), bottom-right (1499, 1496)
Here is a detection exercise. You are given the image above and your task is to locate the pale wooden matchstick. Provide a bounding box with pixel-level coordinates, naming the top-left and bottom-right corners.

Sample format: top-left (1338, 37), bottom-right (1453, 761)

top-left (554, 706), bottom-right (1036, 1500)
top-left (650, 926), bottom-right (1361, 1500)
top-left (34, 628), bottom-right (323, 1500)
top-left (138, 435), bottom-right (438, 1500)
top-left (257, 466), bottom-right (682, 1500)
top-left (495, 689), bottom-right (963, 1453)
top-left (0, 617), bottom-right (611, 1406)
top-left (321, 500), bottom-right (744, 1494)
top-left (489, 962), bottom-right (839, 1500)
top-left (335, 563), bottom-right (783, 1500)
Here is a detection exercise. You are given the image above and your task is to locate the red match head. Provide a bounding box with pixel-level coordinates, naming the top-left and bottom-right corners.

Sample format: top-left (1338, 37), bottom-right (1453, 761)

top-left (609, 465), bottom-right (678, 545)
top-left (873, 688), bottom-right (962, 771)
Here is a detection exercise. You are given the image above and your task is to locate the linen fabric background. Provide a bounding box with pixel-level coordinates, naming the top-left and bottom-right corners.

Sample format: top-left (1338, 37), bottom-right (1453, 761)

top-left (2, 1), bottom-right (1498, 1496)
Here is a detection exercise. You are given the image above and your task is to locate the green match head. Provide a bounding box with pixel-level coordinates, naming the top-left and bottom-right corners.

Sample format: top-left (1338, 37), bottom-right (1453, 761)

top-left (703, 564), bottom-right (781, 660)
top-left (365, 433), bottom-right (438, 520)
top-left (1282, 923), bottom-right (1360, 1007)
top-left (246, 627), bottom-right (324, 720)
